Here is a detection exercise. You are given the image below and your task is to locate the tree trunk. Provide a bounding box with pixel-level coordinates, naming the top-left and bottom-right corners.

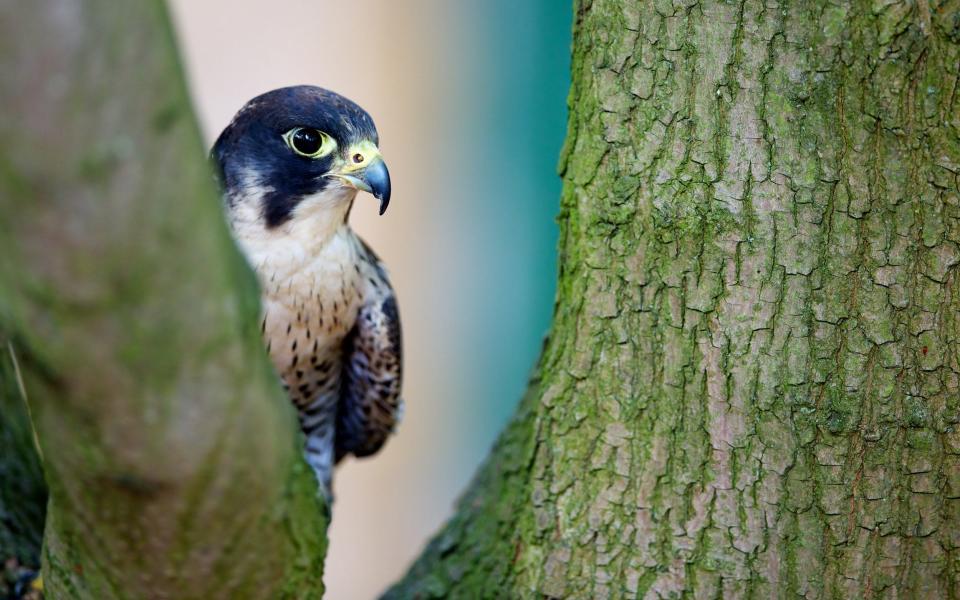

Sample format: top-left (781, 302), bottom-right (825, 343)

top-left (0, 2), bottom-right (327, 598)
top-left (388, 0), bottom-right (960, 597)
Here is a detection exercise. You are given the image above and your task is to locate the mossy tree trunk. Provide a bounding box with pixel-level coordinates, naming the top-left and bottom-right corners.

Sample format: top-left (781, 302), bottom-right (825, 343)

top-left (0, 2), bottom-right (327, 599)
top-left (389, 0), bottom-right (960, 597)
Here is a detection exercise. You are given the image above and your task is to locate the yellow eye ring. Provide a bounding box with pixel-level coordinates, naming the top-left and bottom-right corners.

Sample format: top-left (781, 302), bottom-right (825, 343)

top-left (283, 127), bottom-right (337, 158)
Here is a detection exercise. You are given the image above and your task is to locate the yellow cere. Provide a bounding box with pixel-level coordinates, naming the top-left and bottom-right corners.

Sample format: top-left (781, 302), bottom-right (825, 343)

top-left (340, 140), bottom-right (382, 173)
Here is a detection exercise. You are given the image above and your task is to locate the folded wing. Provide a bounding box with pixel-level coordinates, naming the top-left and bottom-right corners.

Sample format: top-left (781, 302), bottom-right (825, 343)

top-left (335, 292), bottom-right (403, 462)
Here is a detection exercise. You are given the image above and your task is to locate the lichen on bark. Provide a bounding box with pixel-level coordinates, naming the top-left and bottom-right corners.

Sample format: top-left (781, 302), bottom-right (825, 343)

top-left (388, 0), bottom-right (960, 597)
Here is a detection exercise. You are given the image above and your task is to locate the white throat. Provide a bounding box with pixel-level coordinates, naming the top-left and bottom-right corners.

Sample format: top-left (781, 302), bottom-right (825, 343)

top-left (228, 185), bottom-right (358, 275)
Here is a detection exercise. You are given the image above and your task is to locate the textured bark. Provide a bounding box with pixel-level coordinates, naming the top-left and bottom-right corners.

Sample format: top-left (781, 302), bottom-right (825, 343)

top-left (388, 0), bottom-right (960, 597)
top-left (0, 2), bottom-right (327, 599)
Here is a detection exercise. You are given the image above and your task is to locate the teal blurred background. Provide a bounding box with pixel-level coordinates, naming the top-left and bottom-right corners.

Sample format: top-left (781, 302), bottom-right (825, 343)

top-left (440, 1), bottom-right (569, 462)
top-left (169, 1), bottom-right (570, 597)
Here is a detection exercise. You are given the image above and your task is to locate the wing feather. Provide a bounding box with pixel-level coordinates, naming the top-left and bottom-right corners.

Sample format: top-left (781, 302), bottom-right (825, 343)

top-left (335, 291), bottom-right (403, 462)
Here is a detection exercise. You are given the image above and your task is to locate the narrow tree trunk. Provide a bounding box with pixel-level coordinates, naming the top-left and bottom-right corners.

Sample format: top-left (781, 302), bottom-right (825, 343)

top-left (389, 0), bottom-right (960, 597)
top-left (0, 2), bottom-right (327, 598)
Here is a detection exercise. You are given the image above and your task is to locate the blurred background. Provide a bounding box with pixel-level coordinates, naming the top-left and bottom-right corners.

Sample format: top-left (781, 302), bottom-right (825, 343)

top-left (167, 2), bottom-right (571, 598)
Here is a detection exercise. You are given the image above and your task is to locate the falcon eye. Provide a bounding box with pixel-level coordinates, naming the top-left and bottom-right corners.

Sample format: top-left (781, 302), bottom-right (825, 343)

top-left (292, 129), bottom-right (322, 154)
top-left (283, 127), bottom-right (336, 158)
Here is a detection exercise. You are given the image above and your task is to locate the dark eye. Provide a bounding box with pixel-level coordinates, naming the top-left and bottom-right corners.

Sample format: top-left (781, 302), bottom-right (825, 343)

top-left (292, 128), bottom-right (322, 154)
top-left (283, 127), bottom-right (335, 158)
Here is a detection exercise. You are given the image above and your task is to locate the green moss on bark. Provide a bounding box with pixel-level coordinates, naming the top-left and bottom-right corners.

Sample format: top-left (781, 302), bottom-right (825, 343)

top-left (0, 2), bottom-right (328, 598)
top-left (389, 0), bottom-right (960, 597)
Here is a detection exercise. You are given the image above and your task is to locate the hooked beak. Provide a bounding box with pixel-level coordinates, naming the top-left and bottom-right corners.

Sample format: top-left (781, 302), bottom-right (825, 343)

top-left (331, 158), bottom-right (392, 215)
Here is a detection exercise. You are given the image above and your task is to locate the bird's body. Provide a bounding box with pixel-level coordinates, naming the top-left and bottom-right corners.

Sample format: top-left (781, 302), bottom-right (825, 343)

top-left (213, 86), bottom-right (403, 499)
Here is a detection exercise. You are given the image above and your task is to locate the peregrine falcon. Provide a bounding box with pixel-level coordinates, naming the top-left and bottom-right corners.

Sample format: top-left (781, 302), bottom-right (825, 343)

top-left (212, 86), bottom-right (403, 501)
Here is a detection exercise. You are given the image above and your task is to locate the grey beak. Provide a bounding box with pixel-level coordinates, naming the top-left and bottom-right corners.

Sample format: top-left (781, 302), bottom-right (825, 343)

top-left (363, 158), bottom-right (391, 215)
top-left (330, 158), bottom-right (392, 215)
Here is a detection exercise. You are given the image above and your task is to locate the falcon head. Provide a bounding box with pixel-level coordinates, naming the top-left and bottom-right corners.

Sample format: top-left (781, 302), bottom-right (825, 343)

top-left (212, 86), bottom-right (391, 229)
